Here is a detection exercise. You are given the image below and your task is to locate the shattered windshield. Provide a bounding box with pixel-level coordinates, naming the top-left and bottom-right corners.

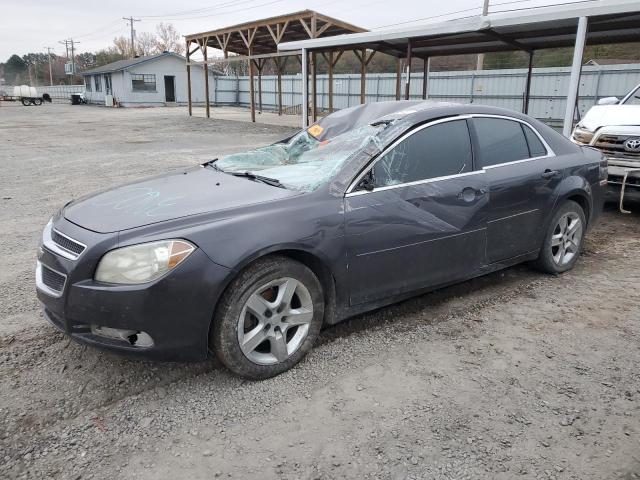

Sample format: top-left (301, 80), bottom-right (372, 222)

top-left (215, 124), bottom-right (386, 191)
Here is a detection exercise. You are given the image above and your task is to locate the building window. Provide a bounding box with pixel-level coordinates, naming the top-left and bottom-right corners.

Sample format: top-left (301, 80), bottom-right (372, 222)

top-left (85, 76), bottom-right (92, 92)
top-left (131, 74), bottom-right (156, 92)
top-left (94, 75), bottom-right (102, 92)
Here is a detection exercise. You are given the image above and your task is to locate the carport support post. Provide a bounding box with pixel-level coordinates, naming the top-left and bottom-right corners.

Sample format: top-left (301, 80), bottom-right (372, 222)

top-left (422, 57), bottom-right (429, 100)
top-left (249, 50), bottom-right (256, 123)
top-left (395, 58), bottom-right (402, 100)
top-left (186, 41), bottom-right (192, 116)
top-left (312, 52), bottom-right (318, 121)
top-left (523, 51), bottom-right (534, 114)
top-left (563, 16), bottom-right (588, 137)
top-left (276, 57), bottom-right (283, 116)
top-left (404, 40), bottom-right (412, 100)
top-left (301, 47), bottom-right (309, 129)
top-left (328, 51), bottom-right (334, 113)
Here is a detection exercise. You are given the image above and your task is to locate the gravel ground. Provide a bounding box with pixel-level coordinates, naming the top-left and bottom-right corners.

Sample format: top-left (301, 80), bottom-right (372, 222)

top-left (1, 103), bottom-right (639, 480)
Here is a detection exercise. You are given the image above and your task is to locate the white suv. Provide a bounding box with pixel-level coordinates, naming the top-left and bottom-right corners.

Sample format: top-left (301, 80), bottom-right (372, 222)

top-left (571, 82), bottom-right (640, 211)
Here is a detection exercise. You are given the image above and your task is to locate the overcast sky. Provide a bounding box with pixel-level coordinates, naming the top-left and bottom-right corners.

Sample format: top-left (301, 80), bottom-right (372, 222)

top-left (0, 0), bottom-right (578, 60)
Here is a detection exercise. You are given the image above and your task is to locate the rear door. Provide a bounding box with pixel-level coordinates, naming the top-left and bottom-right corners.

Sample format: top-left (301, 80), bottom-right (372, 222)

top-left (345, 118), bottom-right (489, 305)
top-left (470, 116), bottom-right (562, 263)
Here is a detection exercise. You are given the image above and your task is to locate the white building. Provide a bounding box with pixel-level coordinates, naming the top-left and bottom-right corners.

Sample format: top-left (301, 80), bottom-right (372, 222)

top-left (81, 52), bottom-right (219, 107)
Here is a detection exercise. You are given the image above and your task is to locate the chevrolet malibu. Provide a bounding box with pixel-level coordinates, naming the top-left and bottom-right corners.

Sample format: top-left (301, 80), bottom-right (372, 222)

top-left (36, 101), bottom-right (607, 379)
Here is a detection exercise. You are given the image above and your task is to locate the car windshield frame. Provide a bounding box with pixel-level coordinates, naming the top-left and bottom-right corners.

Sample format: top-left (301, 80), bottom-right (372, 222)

top-left (214, 124), bottom-right (388, 192)
top-left (622, 84), bottom-right (640, 105)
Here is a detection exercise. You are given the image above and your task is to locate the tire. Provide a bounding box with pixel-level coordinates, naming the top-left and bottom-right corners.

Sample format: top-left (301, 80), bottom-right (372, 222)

top-left (212, 255), bottom-right (324, 380)
top-left (533, 200), bottom-right (586, 274)
top-left (21, 98), bottom-right (31, 106)
top-left (33, 98), bottom-right (42, 106)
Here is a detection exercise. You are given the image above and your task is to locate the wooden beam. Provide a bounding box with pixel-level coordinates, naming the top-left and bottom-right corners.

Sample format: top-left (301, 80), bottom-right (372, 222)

top-left (186, 40), bottom-right (192, 116)
top-left (277, 21), bottom-right (289, 43)
top-left (203, 38), bottom-right (210, 118)
top-left (316, 21), bottom-right (333, 37)
top-left (357, 49), bottom-right (366, 104)
top-left (266, 24), bottom-right (278, 44)
top-left (299, 18), bottom-right (313, 38)
top-left (255, 58), bottom-right (264, 113)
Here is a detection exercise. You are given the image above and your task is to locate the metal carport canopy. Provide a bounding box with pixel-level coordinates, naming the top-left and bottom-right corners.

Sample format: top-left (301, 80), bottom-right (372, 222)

top-left (278, 0), bottom-right (640, 134)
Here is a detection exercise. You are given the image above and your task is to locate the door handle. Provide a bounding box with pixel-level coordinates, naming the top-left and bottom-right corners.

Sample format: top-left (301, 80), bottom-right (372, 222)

top-left (458, 187), bottom-right (486, 202)
top-left (541, 169), bottom-right (560, 179)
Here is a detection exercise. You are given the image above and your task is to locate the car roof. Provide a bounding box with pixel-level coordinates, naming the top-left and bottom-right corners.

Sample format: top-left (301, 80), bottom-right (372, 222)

top-left (313, 100), bottom-right (574, 156)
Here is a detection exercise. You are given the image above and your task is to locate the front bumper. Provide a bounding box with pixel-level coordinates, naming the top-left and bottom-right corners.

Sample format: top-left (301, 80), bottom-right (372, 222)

top-left (36, 217), bottom-right (232, 361)
top-left (606, 162), bottom-right (640, 208)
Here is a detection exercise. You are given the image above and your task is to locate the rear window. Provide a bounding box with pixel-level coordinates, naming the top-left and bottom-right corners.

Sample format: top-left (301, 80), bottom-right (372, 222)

top-left (522, 124), bottom-right (547, 157)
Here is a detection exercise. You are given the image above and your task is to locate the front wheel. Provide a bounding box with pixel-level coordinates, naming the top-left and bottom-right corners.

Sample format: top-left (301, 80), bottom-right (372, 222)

top-left (33, 98), bottom-right (42, 106)
top-left (533, 200), bottom-right (586, 274)
top-left (212, 255), bottom-right (324, 380)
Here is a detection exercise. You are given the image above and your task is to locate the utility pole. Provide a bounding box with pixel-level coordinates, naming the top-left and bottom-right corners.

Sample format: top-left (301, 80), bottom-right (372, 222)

top-left (70, 39), bottom-right (78, 78)
top-left (45, 47), bottom-right (54, 85)
top-left (59, 39), bottom-right (79, 84)
top-left (476, 0), bottom-right (490, 71)
top-left (123, 17), bottom-right (141, 58)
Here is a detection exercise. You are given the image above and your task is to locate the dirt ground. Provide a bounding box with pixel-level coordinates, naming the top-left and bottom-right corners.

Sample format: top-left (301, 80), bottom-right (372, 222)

top-left (1, 103), bottom-right (639, 480)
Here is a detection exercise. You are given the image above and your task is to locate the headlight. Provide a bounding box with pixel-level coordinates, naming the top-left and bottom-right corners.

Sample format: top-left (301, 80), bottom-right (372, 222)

top-left (95, 240), bottom-right (195, 284)
top-left (572, 125), bottom-right (594, 145)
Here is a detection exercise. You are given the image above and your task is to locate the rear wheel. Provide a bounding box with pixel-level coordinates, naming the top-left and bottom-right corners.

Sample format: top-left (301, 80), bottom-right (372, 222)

top-left (21, 98), bottom-right (31, 106)
top-left (533, 200), bottom-right (586, 274)
top-left (212, 255), bottom-right (324, 379)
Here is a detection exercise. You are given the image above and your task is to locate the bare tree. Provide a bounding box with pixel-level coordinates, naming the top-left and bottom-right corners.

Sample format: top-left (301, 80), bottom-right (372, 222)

top-left (136, 32), bottom-right (157, 56)
top-left (113, 36), bottom-right (131, 57)
top-left (154, 23), bottom-right (184, 55)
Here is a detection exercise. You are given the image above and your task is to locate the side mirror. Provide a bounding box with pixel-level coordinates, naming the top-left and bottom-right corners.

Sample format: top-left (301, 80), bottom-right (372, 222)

top-left (358, 175), bottom-right (375, 192)
top-left (597, 97), bottom-right (619, 106)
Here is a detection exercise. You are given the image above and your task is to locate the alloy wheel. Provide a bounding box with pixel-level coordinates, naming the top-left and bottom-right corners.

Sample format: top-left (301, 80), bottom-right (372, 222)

top-left (550, 212), bottom-right (582, 266)
top-left (237, 277), bottom-right (314, 365)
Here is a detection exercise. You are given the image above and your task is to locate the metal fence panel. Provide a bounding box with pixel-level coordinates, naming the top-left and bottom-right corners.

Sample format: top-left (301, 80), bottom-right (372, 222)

top-left (209, 64), bottom-right (639, 124)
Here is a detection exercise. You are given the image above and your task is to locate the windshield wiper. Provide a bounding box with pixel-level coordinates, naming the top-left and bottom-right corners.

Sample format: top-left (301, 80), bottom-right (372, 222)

top-left (231, 171), bottom-right (285, 188)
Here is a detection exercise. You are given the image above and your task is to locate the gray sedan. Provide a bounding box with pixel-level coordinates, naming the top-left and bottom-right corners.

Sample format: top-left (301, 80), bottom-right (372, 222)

top-left (36, 101), bottom-right (606, 379)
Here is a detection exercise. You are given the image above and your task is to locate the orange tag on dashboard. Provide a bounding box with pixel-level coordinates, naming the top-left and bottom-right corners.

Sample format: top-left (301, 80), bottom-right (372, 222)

top-left (307, 124), bottom-right (324, 138)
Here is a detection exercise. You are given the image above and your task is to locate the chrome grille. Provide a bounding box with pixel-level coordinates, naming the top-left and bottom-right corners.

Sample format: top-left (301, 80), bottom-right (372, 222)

top-left (41, 264), bottom-right (66, 293)
top-left (52, 230), bottom-right (85, 256)
top-left (594, 134), bottom-right (640, 160)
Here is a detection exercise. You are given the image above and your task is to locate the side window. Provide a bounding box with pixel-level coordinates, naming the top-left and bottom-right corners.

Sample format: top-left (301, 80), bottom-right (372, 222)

top-left (522, 124), bottom-right (547, 157)
top-left (474, 118), bottom-right (529, 167)
top-left (372, 120), bottom-right (472, 188)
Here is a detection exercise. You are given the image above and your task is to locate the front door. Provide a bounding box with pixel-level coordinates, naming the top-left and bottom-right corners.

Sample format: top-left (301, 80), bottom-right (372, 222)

top-left (103, 74), bottom-right (112, 95)
top-left (470, 116), bottom-right (563, 263)
top-left (345, 118), bottom-right (488, 306)
top-left (164, 76), bottom-right (175, 102)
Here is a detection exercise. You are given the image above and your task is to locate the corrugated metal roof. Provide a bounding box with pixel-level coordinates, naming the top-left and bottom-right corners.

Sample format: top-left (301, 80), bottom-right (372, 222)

top-left (278, 0), bottom-right (640, 55)
top-left (81, 52), bottom-right (184, 75)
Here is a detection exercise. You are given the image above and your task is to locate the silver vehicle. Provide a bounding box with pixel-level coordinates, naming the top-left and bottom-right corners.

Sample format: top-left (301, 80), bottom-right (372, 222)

top-left (571, 82), bottom-right (640, 212)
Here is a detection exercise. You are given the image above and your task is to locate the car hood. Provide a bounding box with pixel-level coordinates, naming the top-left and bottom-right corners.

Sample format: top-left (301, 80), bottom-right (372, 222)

top-left (581, 105), bottom-right (640, 131)
top-left (63, 167), bottom-right (299, 233)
